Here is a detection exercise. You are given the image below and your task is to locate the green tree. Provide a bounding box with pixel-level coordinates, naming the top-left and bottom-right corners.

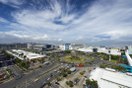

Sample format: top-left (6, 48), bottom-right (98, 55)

top-left (66, 80), bottom-right (74, 87)
top-left (86, 79), bottom-right (98, 88)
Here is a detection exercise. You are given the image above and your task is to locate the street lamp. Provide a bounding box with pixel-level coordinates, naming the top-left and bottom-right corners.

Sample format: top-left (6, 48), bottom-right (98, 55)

top-left (108, 48), bottom-right (111, 61)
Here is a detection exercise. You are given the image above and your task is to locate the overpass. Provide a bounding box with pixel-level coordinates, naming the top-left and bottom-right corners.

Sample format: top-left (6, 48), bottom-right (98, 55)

top-left (125, 50), bottom-right (132, 66)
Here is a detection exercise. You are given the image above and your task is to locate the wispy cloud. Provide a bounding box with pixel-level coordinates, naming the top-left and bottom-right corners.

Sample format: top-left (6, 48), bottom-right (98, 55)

top-left (0, 0), bottom-right (132, 44)
top-left (0, 17), bottom-right (9, 23)
top-left (0, 0), bottom-right (24, 8)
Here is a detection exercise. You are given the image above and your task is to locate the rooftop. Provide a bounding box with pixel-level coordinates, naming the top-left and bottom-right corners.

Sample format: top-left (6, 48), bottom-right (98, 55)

top-left (90, 67), bottom-right (132, 88)
top-left (12, 49), bottom-right (46, 60)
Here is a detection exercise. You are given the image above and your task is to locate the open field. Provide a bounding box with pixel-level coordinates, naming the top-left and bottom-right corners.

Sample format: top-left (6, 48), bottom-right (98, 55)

top-left (62, 55), bottom-right (86, 63)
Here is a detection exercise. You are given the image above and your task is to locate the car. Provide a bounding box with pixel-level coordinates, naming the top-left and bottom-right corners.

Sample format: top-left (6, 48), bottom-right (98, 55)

top-left (43, 61), bottom-right (50, 65)
top-left (55, 82), bottom-right (60, 85)
top-left (15, 75), bottom-right (22, 80)
top-left (50, 73), bottom-right (53, 77)
top-left (84, 76), bottom-right (87, 78)
top-left (47, 77), bottom-right (50, 81)
top-left (54, 69), bottom-right (57, 71)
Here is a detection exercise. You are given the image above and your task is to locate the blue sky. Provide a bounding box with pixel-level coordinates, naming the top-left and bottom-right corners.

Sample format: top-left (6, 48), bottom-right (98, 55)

top-left (0, 0), bottom-right (132, 45)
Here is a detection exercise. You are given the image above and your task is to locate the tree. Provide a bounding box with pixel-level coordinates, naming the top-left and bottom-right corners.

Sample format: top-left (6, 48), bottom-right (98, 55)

top-left (80, 71), bottom-right (85, 75)
top-left (47, 82), bottom-right (51, 86)
top-left (67, 69), bottom-right (72, 74)
top-left (62, 73), bottom-right (67, 77)
top-left (86, 79), bottom-right (98, 88)
top-left (74, 78), bottom-right (80, 85)
top-left (20, 61), bottom-right (30, 69)
top-left (23, 55), bottom-right (26, 59)
top-left (66, 80), bottom-right (74, 87)
top-left (65, 50), bottom-right (71, 54)
top-left (15, 58), bottom-right (22, 63)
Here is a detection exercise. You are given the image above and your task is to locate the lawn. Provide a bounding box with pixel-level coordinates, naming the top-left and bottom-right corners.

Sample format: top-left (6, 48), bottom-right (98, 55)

top-left (62, 55), bottom-right (85, 63)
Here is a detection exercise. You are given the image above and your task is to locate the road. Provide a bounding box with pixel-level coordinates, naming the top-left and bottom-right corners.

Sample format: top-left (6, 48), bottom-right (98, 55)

top-left (27, 67), bottom-right (60, 88)
top-left (0, 62), bottom-right (60, 88)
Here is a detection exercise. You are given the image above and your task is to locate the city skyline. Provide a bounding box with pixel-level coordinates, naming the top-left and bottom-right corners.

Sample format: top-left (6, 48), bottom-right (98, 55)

top-left (0, 0), bottom-right (132, 45)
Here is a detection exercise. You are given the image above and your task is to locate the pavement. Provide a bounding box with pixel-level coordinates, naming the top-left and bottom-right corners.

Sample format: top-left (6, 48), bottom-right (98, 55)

top-left (0, 62), bottom-right (60, 88)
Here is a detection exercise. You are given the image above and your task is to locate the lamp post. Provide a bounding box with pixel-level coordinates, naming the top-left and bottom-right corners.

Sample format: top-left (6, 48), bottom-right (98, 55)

top-left (108, 48), bottom-right (111, 61)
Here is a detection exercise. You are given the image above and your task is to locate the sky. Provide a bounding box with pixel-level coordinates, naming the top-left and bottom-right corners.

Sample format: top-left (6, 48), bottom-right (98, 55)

top-left (0, 0), bottom-right (132, 45)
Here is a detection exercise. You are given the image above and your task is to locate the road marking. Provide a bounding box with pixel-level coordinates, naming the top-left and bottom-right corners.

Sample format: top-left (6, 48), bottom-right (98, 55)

top-left (34, 78), bottom-right (39, 82)
top-left (15, 64), bottom-right (61, 88)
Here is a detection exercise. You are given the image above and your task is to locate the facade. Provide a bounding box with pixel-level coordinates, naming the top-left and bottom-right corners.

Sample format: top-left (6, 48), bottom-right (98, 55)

top-left (64, 43), bottom-right (71, 50)
top-left (0, 43), bottom-right (27, 50)
top-left (77, 46), bottom-right (121, 55)
top-left (59, 43), bottom-right (72, 50)
top-left (27, 43), bottom-right (55, 51)
top-left (71, 43), bottom-right (84, 49)
top-left (93, 48), bottom-right (98, 52)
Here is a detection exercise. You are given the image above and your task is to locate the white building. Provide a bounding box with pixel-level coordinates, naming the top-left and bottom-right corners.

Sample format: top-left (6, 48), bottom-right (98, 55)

top-left (11, 49), bottom-right (46, 60)
top-left (128, 45), bottom-right (132, 54)
top-left (77, 46), bottom-right (121, 55)
top-left (89, 67), bottom-right (132, 88)
top-left (59, 43), bottom-right (72, 50)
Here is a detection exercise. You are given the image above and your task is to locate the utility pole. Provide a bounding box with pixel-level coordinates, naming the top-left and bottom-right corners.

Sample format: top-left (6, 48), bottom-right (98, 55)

top-left (108, 48), bottom-right (111, 61)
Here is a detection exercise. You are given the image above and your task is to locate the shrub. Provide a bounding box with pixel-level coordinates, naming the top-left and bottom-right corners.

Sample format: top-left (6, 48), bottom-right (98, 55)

top-left (64, 50), bottom-right (71, 53)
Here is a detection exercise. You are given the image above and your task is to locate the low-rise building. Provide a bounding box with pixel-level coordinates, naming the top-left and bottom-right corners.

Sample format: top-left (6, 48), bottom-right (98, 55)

top-left (77, 46), bottom-right (121, 55)
top-left (9, 49), bottom-right (46, 61)
top-left (0, 43), bottom-right (27, 50)
top-left (89, 67), bottom-right (132, 88)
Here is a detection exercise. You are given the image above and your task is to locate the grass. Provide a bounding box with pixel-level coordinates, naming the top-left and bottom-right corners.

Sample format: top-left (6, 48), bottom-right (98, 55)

top-left (111, 59), bottom-right (117, 63)
top-left (62, 55), bottom-right (85, 63)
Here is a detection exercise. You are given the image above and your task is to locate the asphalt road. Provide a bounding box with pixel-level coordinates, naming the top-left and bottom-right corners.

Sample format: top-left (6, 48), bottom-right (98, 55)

top-left (0, 62), bottom-right (60, 88)
top-left (27, 67), bottom-right (60, 88)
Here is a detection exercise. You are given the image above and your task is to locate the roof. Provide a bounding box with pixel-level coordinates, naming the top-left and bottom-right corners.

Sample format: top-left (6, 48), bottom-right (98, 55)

top-left (90, 67), bottom-right (132, 88)
top-left (77, 47), bottom-right (121, 55)
top-left (11, 49), bottom-right (46, 60)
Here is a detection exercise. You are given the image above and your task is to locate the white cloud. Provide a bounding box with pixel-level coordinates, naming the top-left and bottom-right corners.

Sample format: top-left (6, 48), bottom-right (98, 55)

top-left (12, 0), bottom-right (76, 31)
top-left (0, 31), bottom-right (49, 42)
top-left (0, 0), bottom-right (23, 5)
top-left (0, 17), bottom-right (9, 23)
top-left (1, 0), bottom-right (132, 44)
top-left (13, 10), bottom-right (64, 30)
top-left (66, 0), bottom-right (132, 41)
top-left (0, 0), bottom-right (24, 8)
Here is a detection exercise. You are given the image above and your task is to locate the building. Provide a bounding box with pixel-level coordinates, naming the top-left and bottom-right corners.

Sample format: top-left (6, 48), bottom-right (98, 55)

top-left (27, 43), bottom-right (55, 51)
top-left (7, 49), bottom-right (46, 61)
top-left (93, 48), bottom-right (98, 52)
top-left (0, 43), bottom-right (27, 50)
top-left (128, 45), bottom-right (132, 54)
top-left (59, 43), bottom-right (72, 50)
top-left (77, 46), bottom-right (121, 55)
top-left (71, 43), bottom-right (84, 49)
top-left (64, 43), bottom-right (71, 50)
top-left (89, 67), bottom-right (132, 88)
